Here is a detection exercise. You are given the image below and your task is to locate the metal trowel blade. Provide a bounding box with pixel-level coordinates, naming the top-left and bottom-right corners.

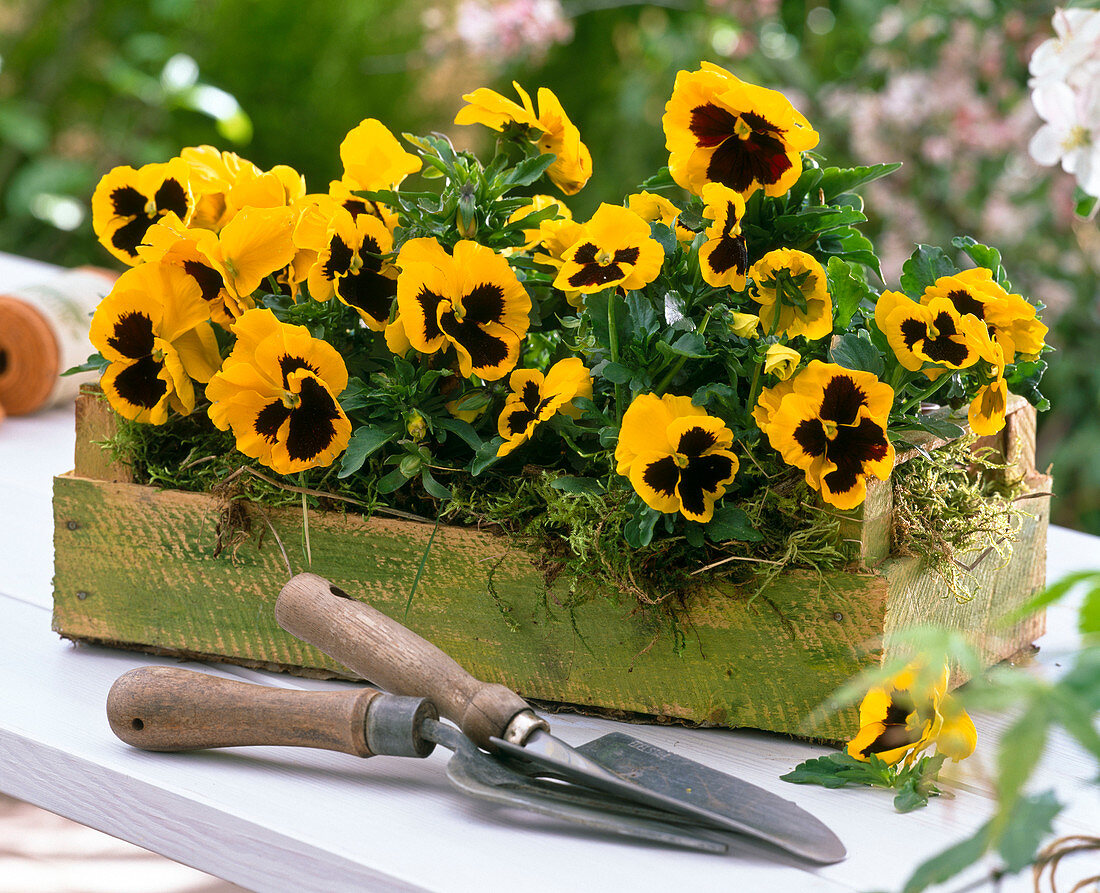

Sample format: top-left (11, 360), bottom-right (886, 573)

top-left (574, 732), bottom-right (846, 864)
top-left (425, 719), bottom-right (727, 853)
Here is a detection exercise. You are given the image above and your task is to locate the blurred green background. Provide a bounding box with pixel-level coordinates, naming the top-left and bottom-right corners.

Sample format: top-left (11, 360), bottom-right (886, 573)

top-left (2, 0), bottom-right (1097, 531)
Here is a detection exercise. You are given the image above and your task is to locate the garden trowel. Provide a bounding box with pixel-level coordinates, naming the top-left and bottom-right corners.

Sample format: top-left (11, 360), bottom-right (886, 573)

top-left (106, 665), bottom-right (729, 852)
top-left (275, 572), bottom-right (846, 864)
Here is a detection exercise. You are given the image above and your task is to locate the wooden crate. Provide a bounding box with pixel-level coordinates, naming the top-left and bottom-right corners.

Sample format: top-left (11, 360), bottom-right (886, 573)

top-left (52, 390), bottom-right (1049, 740)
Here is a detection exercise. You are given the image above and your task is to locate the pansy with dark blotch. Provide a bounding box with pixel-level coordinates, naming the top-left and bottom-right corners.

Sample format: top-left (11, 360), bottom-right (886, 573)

top-left (89, 262), bottom-right (220, 425)
top-left (552, 204), bottom-right (664, 295)
top-left (847, 664), bottom-right (976, 766)
top-left (615, 393), bottom-right (739, 523)
top-left (763, 360), bottom-right (895, 510)
top-left (307, 208), bottom-right (398, 332)
top-left (966, 330), bottom-right (1009, 436)
top-left (698, 182), bottom-right (748, 290)
top-left (396, 238), bottom-right (531, 381)
top-left (921, 267), bottom-right (1048, 364)
top-left (91, 158), bottom-right (193, 265)
top-left (496, 358), bottom-right (592, 457)
top-left (662, 62), bottom-right (819, 199)
top-left (205, 309), bottom-right (351, 475)
top-left (137, 212), bottom-right (243, 329)
top-left (875, 290), bottom-right (985, 375)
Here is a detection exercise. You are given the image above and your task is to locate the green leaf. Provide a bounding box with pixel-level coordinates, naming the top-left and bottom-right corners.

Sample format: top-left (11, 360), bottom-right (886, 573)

top-left (420, 467), bottom-right (451, 500)
top-left (829, 331), bottom-right (885, 377)
top-left (637, 166), bottom-right (676, 190)
top-left (649, 222), bottom-right (678, 255)
top-left (1008, 570), bottom-right (1100, 625)
top-left (692, 382), bottom-right (738, 408)
top-left (895, 415), bottom-right (965, 441)
top-left (819, 163), bottom-right (902, 202)
top-left (951, 235), bottom-right (1010, 289)
top-left (338, 426), bottom-right (395, 478)
top-left (62, 353), bottom-right (109, 376)
top-left (434, 416), bottom-right (484, 452)
top-left (996, 704), bottom-right (1050, 815)
top-left (893, 779), bottom-right (931, 813)
top-left (684, 523), bottom-right (704, 548)
top-left (1074, 189), bottom-right (1099, 219)
top-left (502, 153), bottom-right (556, 188)
top-left (0, 100), bottom-right (50, 154)
top-left (827, 257), bottom-right (869, 331)
top-left (549, 475), bottom-right (604, 495)
top-left (377, 466), bottom-right (411, 494)
top-left (624, 506), bottom-right (661, 548)
top-left (780, 753), bottom-right (871, 788)
top-left (902, 823), bottom-right (992, 893)
top-left (656, 332), bottom-right (710, 359)
top-left (470, 438), bottom-right (504, 476)
top-left (995, 790), bottom-right (1062, 874)
top-left (601, 362), bottom-right (634, 384)
top-left (705, 504), bottom-right (763, 543)
top-left (625, 291), bottom-right (660, 338)
top-left (899, 245), bottom-right (959, 298)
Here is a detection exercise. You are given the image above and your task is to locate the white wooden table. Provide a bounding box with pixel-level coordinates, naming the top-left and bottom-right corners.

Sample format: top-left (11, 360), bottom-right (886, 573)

top-left (0, 254), bottom-right (1097, 892)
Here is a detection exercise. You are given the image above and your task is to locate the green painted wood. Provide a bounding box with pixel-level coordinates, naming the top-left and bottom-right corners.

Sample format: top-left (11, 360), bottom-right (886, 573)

top-left (52, 392), bottom-right (1050, 741)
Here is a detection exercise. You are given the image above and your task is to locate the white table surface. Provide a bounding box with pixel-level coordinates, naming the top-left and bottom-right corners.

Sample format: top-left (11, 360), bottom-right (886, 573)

top-left (0, 253), bottom-right (1097, 893)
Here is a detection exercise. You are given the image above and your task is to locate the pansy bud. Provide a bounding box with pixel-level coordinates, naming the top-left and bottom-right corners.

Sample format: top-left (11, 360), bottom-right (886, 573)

top-left (729, 312), bottom-right (760, 338)
top-left (764, 343), bottom-right (801, 380)
top-left (406, 410), bottom-right (428, 441)
top-left (456, 184), bottom-right (478, 239)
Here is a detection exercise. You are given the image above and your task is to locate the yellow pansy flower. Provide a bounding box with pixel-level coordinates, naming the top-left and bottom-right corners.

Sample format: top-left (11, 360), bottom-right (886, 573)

top-left (847, 663), bottom-right (976, 766)
top-left (137, 212), bottom-right (244, 328)
top-left (507, 194), bottom-right (571, 251)
top-left (192, 206), bottom-right (297, 301)
top-left (553, 204), bottom-right (664, 294)
top-left (764, 343), bottom-right (800, 380)
top-left (89, 262), bottom-right (220, 424)
top-left (91, 158), bottom-right (193, 265)
top-left (307, 208), bottom-right (398, 331)
top-left (395, 238), bottom-right (531, 381)
top-left (698, 182), bottom-right (748, 290)
top-left (180, 145), bottom-right (262, 230)
top-left (662, 62), bottom-right (819, 199)
top-left (205, 309), bottom-right (351, 475)
top-left (497, 358), bottom-right (593, 457)
top-left (922, 268), bottom-right (1048, 363)
top-left (875, 290), bottom-right (986, 375)
top-left (615, 393), bottom-right (739, 523)
top-left (339, 118), bottom-right (422, 193)
top-left (763, 360), bottom-right (894, 510)
top-left (455, 82), bottom-right (592, 195)
top-left (749, 248), bottom-right (833, 340)
top-left (729, 311), bottom-right (760, 338)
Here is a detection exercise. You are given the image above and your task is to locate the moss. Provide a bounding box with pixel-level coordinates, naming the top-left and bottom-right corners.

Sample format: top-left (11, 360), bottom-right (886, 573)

top-left (890, 435), bottom-right (1026, 602)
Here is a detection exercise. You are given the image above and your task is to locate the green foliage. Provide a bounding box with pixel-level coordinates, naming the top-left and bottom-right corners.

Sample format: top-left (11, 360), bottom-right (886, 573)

top-left (782, 751), bottom-right (947, 812)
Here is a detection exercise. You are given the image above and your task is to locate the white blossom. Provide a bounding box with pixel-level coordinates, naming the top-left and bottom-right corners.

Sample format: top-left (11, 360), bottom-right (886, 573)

top-left (1029, 79), bottom-right (1100, 198)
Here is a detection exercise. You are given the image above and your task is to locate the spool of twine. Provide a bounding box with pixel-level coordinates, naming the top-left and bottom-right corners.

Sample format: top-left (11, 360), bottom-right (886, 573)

top-left (0, 268), bottom-right (115, 415)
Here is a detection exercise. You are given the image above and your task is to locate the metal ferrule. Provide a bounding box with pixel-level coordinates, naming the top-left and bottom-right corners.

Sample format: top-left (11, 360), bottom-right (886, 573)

top-left (502, 709), bottom-right (550, 746)
top-left (365, 694), bottom-right (438, 758)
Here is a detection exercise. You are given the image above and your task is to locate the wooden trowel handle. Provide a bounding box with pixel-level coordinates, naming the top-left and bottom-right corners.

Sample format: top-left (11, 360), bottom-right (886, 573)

top-left (276, 573), bottom-right (532, 750)
top-left (107, 666), bottom-right (436, 758)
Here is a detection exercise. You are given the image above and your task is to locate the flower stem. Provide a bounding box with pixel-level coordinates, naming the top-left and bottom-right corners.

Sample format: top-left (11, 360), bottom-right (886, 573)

top-left (655, 308), bottom-right (714, 395)
top-left (896, 373), bottom-right (954, 417)
top-left (607, 290), bottom-right (623, 424)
